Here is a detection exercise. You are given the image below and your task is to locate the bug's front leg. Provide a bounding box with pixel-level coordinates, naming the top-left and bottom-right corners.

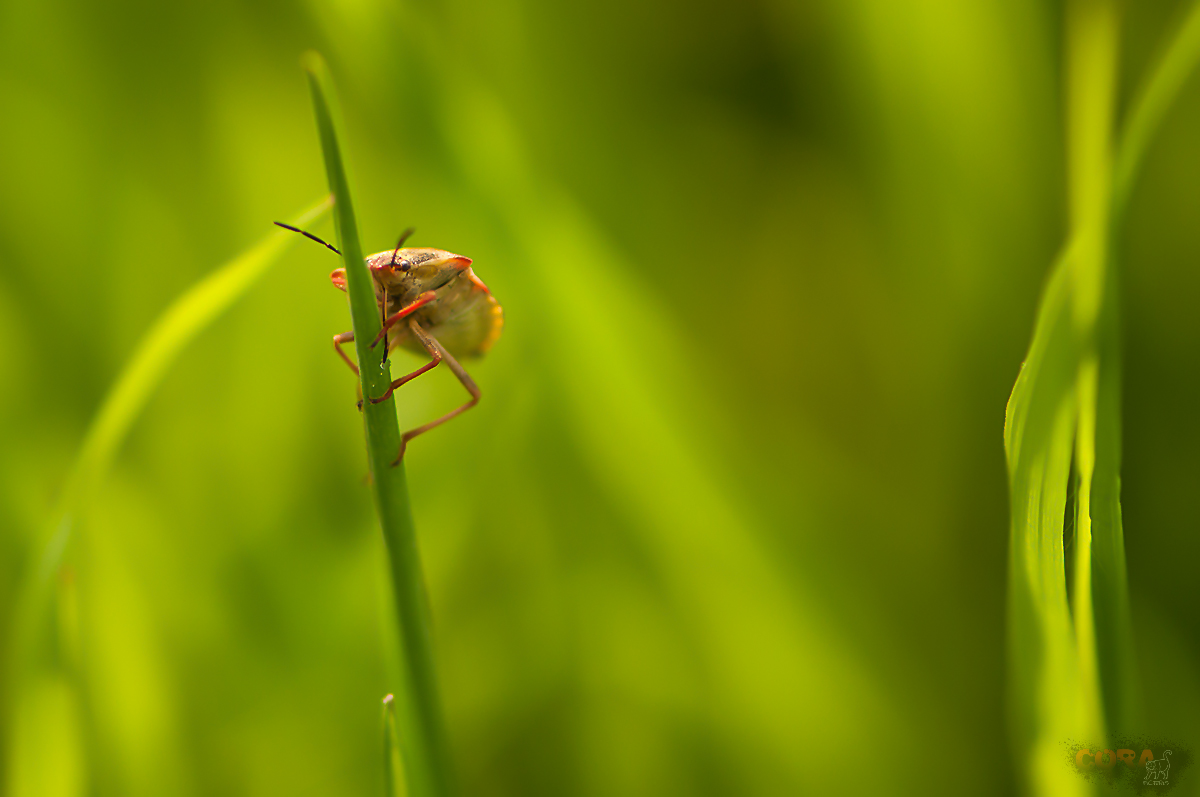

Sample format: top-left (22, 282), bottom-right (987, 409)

top-left (388, 318), bottom-right (481, 465)
top-left (369, 291), bottom-right (437, 349)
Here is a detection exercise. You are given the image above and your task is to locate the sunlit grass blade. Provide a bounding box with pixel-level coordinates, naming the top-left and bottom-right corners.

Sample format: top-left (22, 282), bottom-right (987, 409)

top-left (64, 197), bottom-right (331, 528)
top-left (1085, 0), bottom-right (1200, 744)
top-left (1007, 0), bottom-right (1200, 790)
top-left (1087, 240), bottom-right (1139, 737)
top-left (301, 51), bottom-right (452, 797)
top-left (1005, 1), bottom-right (1117, 793)
top-left (5, 196), bottom-right (331, 796)
top-left (1005, 243), bottom-right (1099, 797)
top-left (12, 195), bottom-right (331, 658)
top-left (1114, 0), bottom-right (1200, 213)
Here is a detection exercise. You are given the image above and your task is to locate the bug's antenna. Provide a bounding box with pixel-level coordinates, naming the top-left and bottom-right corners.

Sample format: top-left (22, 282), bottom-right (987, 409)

top-left (274, 221), bottom-right (341, 255)
top-left (389, 227), bottom-right (416, 267)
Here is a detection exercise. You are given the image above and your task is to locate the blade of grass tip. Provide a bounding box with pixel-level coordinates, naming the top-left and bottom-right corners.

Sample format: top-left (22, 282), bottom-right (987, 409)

top-left (301, 51), bottom-right (451, 797)
top-left (382, 694), bottom-right (406, 797)
top-left (1114, 0), bottom-right (1200, 215)
top-left (5, 196), bottom-right (331, 794)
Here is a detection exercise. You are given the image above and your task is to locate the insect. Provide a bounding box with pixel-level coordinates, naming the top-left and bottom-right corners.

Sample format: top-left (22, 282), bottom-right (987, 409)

top-left (275, 222), bottom-right (503, 463)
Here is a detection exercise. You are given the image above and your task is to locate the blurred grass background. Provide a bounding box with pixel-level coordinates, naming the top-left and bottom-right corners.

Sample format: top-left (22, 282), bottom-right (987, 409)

top-left (2, 0), bottom-right (1200, 795)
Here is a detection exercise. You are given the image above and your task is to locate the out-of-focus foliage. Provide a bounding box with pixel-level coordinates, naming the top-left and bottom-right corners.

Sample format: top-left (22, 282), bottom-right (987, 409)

top-left (1, 1), bottom-right (1199, 795)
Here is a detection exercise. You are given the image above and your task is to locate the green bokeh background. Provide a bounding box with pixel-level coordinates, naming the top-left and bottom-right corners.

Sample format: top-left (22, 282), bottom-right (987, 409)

top-left (2, 1), bottom-right (1199, 794)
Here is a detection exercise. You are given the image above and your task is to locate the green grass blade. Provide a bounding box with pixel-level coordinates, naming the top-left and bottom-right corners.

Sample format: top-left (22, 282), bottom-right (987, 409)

top-left (6, 196), bottom-right (331, 795)
top-left (14, 195), bottom-right (331, 651)
top-left (1008, 2), bottom-right (1200, 788)
top-left (1088, 238), bottom-right (1139, 736)
top-left (1005, 244), bottom-right (1098, 796)
top-left (382, 694), bottom-right (405, 797)
top-left (62, 198), bottom-right (331, 529)
top-left (1006, 1), bottom-right (1117, 792)
top-left (301, 51), bottom-right (451, 797)
top-left (1114, 0), bottom-right (1200, 214)
top-left (1062, 0), bottom-right (1119, 751)
top-left (1093, 0), bottom-right (1200, 736)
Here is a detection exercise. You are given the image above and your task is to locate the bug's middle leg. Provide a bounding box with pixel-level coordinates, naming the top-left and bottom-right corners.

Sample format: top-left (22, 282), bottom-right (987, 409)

top-left (333, 330), bottom-right (358, 376)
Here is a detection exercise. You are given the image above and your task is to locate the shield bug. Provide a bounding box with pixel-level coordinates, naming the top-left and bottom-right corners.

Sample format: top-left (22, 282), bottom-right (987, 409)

top-left (275, 222), bottom-right (503, 463)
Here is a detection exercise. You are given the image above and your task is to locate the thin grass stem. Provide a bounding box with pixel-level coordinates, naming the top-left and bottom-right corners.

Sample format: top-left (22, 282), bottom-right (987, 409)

top-left (301, 51), bottom-right (452, 797)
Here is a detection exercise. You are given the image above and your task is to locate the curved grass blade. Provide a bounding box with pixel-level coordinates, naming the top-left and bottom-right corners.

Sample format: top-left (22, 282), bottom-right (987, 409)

top-left (301, 51), bottom-right (451, 797)
top-left (1085, 0), bottom-right (1200, 746)
top-left (6, 196), bottom-right (332, 794)
top-left (65, 198), bottom-right (331, 534)
top-left (1114, 0), bottom-right (1200, 214)
top-left (14, 195), bottom-right (332, 650)
top-left (1005, 2), bottom-right (1117, 793)
top-left (1007, 0), bottom-right (1200, 790)
top-left (1005, 243), bottom-right (1100, 797)
top-left (1087, 232), bottom-right (1138, 737)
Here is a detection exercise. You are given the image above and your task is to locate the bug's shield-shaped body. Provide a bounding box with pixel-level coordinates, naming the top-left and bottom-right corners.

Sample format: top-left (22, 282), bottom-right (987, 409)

top-left (328, 244), bottom-right (502, 464)
top-left (330, 248), bottom-right (503, 357)
top-left (271, 217), bottom-right (501, 463)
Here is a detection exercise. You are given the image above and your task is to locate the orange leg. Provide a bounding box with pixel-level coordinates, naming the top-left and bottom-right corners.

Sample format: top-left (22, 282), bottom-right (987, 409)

top-left (333, 330), bottom-right (358, 375)
top-left (369, 355), bottom-right (441, 404)
top-left (370, 291), bottom-right (437, 349)
top-left (388, 318), bottom-right (480, 465)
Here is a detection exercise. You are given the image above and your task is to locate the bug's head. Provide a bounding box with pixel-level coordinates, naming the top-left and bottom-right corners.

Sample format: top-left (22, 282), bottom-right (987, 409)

top-left (366, 248), bottom-right (472, 292)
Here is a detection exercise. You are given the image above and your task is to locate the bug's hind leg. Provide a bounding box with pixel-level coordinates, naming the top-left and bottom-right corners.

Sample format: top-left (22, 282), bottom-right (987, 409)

top-left (390, 318), bottom-right (480, 465)
top-left (334, 330), bottom-right (358, 375)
